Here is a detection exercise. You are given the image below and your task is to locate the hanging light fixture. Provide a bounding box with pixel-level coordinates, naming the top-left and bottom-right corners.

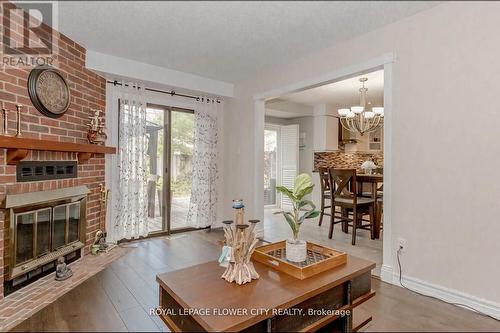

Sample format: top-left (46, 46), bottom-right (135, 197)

top-left (338, 77), bottom-right (383, 136)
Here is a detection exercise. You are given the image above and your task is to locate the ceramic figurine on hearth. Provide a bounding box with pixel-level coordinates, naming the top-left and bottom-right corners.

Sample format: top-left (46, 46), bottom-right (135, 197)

top-left (55, 256), bottom-right (73, 281)
top-left (87, 109), bottom-right (107, 145)
top-left (98, 232), bottom-right (109, 251)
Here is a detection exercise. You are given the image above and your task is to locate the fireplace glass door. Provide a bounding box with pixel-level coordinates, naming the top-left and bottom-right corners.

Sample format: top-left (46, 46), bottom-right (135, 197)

top-left (68, 202), bottom-right (80, 243)
top-left (35, 208), bottom-right (51, 257)
top-left (15, 212), bottom-right (35, 264)
top-left (15, 207), bottom-right (52, 265)
top-left (8, 195), bottom-right (86, 290)
top-left (53, 205), bottom-right (67, 249)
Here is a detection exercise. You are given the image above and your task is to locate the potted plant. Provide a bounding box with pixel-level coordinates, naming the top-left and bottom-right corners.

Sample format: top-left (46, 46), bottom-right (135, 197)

top-left (275, 174), bottom-right (320, 262)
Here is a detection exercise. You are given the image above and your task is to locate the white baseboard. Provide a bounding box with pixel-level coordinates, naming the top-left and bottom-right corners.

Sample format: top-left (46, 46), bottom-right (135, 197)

top-left (380, 264), bottom-right (393, 283)
top-left (387, 270), bottom-right (500, 319)
top-left (255, 228), bottom-right (264, 239)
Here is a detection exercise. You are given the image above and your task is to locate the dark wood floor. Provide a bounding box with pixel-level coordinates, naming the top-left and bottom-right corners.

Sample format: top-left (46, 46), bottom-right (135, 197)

top-left (12, 230), bottom-right (500, 332)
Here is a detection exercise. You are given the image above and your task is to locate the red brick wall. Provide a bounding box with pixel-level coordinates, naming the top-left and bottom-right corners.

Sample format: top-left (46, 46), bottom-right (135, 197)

top-left (0, 2), bottom-right (106, 298)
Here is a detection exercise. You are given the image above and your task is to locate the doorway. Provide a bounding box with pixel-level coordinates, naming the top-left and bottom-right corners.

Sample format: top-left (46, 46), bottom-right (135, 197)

top-left (254, 54), bottom-right (394, 282)
top-left (145, 104), bottom-right (197, 235)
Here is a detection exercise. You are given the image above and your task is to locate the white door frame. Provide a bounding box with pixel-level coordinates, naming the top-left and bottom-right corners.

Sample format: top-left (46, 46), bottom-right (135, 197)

top-left (253, 53), bottom-right (395, 283)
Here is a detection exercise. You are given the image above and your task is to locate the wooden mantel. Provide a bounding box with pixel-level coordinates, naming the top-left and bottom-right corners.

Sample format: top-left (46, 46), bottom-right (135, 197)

top-left (0, 136), bottom-right (117, 165)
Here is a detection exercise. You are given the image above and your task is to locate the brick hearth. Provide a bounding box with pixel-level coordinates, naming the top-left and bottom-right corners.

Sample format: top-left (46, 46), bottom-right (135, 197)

top-left (0, 2), bottom-right (107, 299)
top-left (0, 246), bottom-right (130, 331)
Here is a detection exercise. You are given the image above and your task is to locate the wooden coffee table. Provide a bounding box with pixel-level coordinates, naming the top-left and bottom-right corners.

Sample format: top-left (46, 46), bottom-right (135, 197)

top-left (156, 255), bottom-right (375, 332)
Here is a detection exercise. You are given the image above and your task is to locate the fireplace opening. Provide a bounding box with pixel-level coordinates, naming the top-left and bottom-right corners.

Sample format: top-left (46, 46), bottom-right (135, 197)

top-left (3, 186), bottom-right (89, 296)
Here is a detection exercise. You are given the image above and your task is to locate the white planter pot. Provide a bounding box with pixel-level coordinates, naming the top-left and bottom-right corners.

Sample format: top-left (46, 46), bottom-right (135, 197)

top-left (286, 239), bottom-right (307, 263)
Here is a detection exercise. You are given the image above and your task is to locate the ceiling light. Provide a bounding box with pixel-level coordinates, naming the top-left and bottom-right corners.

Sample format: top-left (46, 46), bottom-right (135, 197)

top-left (337, 77), bottom-right (383, 135)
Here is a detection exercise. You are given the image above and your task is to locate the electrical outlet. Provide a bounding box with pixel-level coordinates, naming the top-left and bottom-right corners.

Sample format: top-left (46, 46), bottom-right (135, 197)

top-left (398, 238), bottom-right (407, 252)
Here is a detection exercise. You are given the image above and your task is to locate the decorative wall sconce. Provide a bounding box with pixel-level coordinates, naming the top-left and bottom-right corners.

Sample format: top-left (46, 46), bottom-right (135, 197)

top-left (1, 104), bottom-right (23, 137)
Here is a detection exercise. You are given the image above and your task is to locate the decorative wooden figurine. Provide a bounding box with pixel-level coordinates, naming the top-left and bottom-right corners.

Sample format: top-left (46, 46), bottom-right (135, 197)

top-left (87, 109), bottom-right (107, 144)
top-left (221, 203), bottom-right (260, 285)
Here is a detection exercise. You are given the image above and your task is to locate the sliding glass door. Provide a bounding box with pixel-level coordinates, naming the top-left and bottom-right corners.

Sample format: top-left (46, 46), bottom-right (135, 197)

top-left (169, 110), bottom-right (194, 231)
top-left (145, 107), bottom-right (164, 233)
top-left (145, 105), bottom-right (196, 234)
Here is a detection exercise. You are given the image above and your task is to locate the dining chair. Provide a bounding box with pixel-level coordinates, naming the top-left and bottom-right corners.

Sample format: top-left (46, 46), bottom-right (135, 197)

top-left (361, 183), bottom-right (383, 198)
top-left (328, 168), bottom-right (376, 245)
top-left (360, 183), bottom-right (383, 236)
top-left (318, 167), bottom-right (332, 226)
top-left (376, 196), bottom-right (383, 232)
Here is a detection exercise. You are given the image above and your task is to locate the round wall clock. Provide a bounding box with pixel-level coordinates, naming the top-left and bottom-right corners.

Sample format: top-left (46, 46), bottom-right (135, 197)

top-left (28, 66), bottom-right (71, 118)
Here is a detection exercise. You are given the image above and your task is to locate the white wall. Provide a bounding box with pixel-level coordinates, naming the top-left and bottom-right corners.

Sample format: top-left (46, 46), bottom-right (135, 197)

top-left (264, 115), bottom-right (290, 126)
top-left (223, 2), bottom-right (500, 308)
top-left (313, 104), bottom-right (339, 152)
top-left (265, 100), bottom-right (314, 118)
top-left (87, 51), bottom-right (234, 97)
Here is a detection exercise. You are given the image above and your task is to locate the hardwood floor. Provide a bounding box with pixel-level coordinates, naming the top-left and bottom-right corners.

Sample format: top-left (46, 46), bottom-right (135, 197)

top-left (12, 229), bottom-right (500, 332)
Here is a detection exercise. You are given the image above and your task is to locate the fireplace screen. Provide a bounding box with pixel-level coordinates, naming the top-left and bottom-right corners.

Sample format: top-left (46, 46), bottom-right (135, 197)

top-left (13, 201), bottom-right (82, 267)
top-left (4, 186), bottom-right (89, 294)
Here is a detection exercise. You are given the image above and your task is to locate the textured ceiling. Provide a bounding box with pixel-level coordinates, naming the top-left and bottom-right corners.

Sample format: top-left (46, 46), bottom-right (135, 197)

top-left (57, 1), bottom-right (438, 83)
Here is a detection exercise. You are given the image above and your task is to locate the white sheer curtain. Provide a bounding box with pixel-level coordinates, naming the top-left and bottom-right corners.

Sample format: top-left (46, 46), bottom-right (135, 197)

top-left (186, 98), bottom-right (221, 228)
top-left (111, 82), bottom-right (149, 240)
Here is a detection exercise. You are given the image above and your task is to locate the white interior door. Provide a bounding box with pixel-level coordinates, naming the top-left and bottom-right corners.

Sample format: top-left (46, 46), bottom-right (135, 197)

top-left (280, 124), bottom-right (299, 209)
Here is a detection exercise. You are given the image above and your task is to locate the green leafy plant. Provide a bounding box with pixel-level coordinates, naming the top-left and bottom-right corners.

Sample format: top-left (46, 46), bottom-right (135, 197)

top-left (275, 174), bottom-right (320, 242)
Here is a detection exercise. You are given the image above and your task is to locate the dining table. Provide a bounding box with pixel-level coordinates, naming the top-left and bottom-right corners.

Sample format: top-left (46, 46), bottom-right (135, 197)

top-left (356, 173), bottom-right (383, 239)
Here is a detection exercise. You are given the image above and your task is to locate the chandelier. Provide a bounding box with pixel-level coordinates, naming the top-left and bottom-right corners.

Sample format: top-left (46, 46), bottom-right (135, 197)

top-left (338, 77), bottom-right (383, 136)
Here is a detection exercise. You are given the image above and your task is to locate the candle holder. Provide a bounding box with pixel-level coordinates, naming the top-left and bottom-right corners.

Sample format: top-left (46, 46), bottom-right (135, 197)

top-left (221, 202), bottom-right (261, 285)
top-left (232, 199), bottom-right (244, 225)
top-left (1, 108), bottom-right (7, 135)
top-left (15, 105), bottom-right (22, 137)
top-left (0, 105), bottom-right (23, 136)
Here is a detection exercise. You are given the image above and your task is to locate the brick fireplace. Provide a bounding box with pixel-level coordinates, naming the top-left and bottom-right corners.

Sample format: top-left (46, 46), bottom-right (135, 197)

top-left (0, 2), bottom-right (107, 299)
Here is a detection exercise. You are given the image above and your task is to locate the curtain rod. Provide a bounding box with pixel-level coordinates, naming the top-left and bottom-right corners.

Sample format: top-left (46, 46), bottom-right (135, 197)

top-left (106, 80), bottom-right (221, 103)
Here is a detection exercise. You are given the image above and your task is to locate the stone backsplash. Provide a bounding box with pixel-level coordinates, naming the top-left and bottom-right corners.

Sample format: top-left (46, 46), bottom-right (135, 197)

top-left (313, 151), bottom-right (383, 172)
